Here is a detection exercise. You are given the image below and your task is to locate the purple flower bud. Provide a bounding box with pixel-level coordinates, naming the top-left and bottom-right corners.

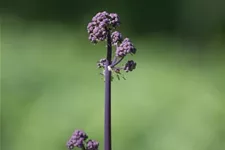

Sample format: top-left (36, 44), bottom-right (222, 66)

top-left (111, 31), bottom-right (123, 46)
top-left (109, 13), bottom-right (120, 28)
top-left (86, 139), bottom-right (99, 150)
top-left (92, 11), bottom-right (110, 26)
top-left (66, 130), bottom-right (88, 149)
top-left (93, 27), bottom-right (99, 34)
top-left (116, 38), bottom-right (136, 57)
top-left (89, 35), bottom-right (97, 44)
top-left (124, 60), bottom-right (136, 72)
top-left (88, 25), bottom-right (107, 43)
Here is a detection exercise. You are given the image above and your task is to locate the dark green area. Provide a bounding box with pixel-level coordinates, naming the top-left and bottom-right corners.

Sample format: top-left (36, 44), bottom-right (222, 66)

top-left (1, 0), bottom-right (225, 36)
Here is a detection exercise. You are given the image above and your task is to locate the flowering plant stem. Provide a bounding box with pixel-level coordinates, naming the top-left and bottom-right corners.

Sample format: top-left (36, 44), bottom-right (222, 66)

top-left (71, 10), bottom-right (137, 150)
top-left (104, 30), bottom-right (112, 150)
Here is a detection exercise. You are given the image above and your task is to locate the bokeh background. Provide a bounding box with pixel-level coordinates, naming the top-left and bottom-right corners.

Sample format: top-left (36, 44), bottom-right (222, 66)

top-left (1, 0), bottom-right (225, 150)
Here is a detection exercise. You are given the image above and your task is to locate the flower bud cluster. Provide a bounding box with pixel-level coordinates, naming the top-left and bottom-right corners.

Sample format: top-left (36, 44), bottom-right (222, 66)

top-left (88, 11), bottom-right (137, 80)
top-left (116, 38), bottom-right (136, 57)
top-left (87, 11), bottom-right (120, 43)
top-left (124, 60), bottom-right (137, 72)
top-left (66, 129), bottom-right (99, 150)
top-left (86, 140), bottom-right (99, 150)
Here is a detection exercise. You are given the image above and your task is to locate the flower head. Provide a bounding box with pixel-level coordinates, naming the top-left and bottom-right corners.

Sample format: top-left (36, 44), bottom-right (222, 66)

top-left (124, 60), bottom-right (137, 72)
top-left (116, 38), bottom-right (136, 57)
top-left (86, 139), bottom-right (99, 150)
top-left (87, 11), bottom-right (121, 43)
top-left (66, 130), bottom-right (88, 149)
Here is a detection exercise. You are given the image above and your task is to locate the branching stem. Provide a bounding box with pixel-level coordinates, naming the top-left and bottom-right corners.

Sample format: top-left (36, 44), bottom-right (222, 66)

top-left (110, 56), bottom-right (124, 68)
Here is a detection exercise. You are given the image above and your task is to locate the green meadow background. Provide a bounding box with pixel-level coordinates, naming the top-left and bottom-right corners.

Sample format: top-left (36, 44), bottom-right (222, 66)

top-left (1, 0), bottom-right (225, 150)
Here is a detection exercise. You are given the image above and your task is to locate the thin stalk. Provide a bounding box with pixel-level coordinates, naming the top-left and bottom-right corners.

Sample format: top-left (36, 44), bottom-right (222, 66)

top-left (104, 30), bottom-right (112, 150)
top-left (111, 57), bottom-right (118, 66)
top-left (110, 56), bottom-right (124, 68)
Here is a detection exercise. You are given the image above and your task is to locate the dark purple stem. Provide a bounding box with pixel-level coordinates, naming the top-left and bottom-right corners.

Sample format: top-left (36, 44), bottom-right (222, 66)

top-left (104, 30), bottom-right (112, 150)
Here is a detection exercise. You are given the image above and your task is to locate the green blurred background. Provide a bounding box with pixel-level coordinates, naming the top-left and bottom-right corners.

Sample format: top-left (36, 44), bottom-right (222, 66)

top-left (1, 0), bottom-right (225, 150)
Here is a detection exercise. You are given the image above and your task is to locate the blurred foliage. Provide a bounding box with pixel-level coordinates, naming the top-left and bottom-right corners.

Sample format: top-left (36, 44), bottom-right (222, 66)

top-left (1, 0), bottom-right (225, 149)
top-left (1, 17), bottom-right (225, 150)
top-left (1, 0), bottom-right (225, 37)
